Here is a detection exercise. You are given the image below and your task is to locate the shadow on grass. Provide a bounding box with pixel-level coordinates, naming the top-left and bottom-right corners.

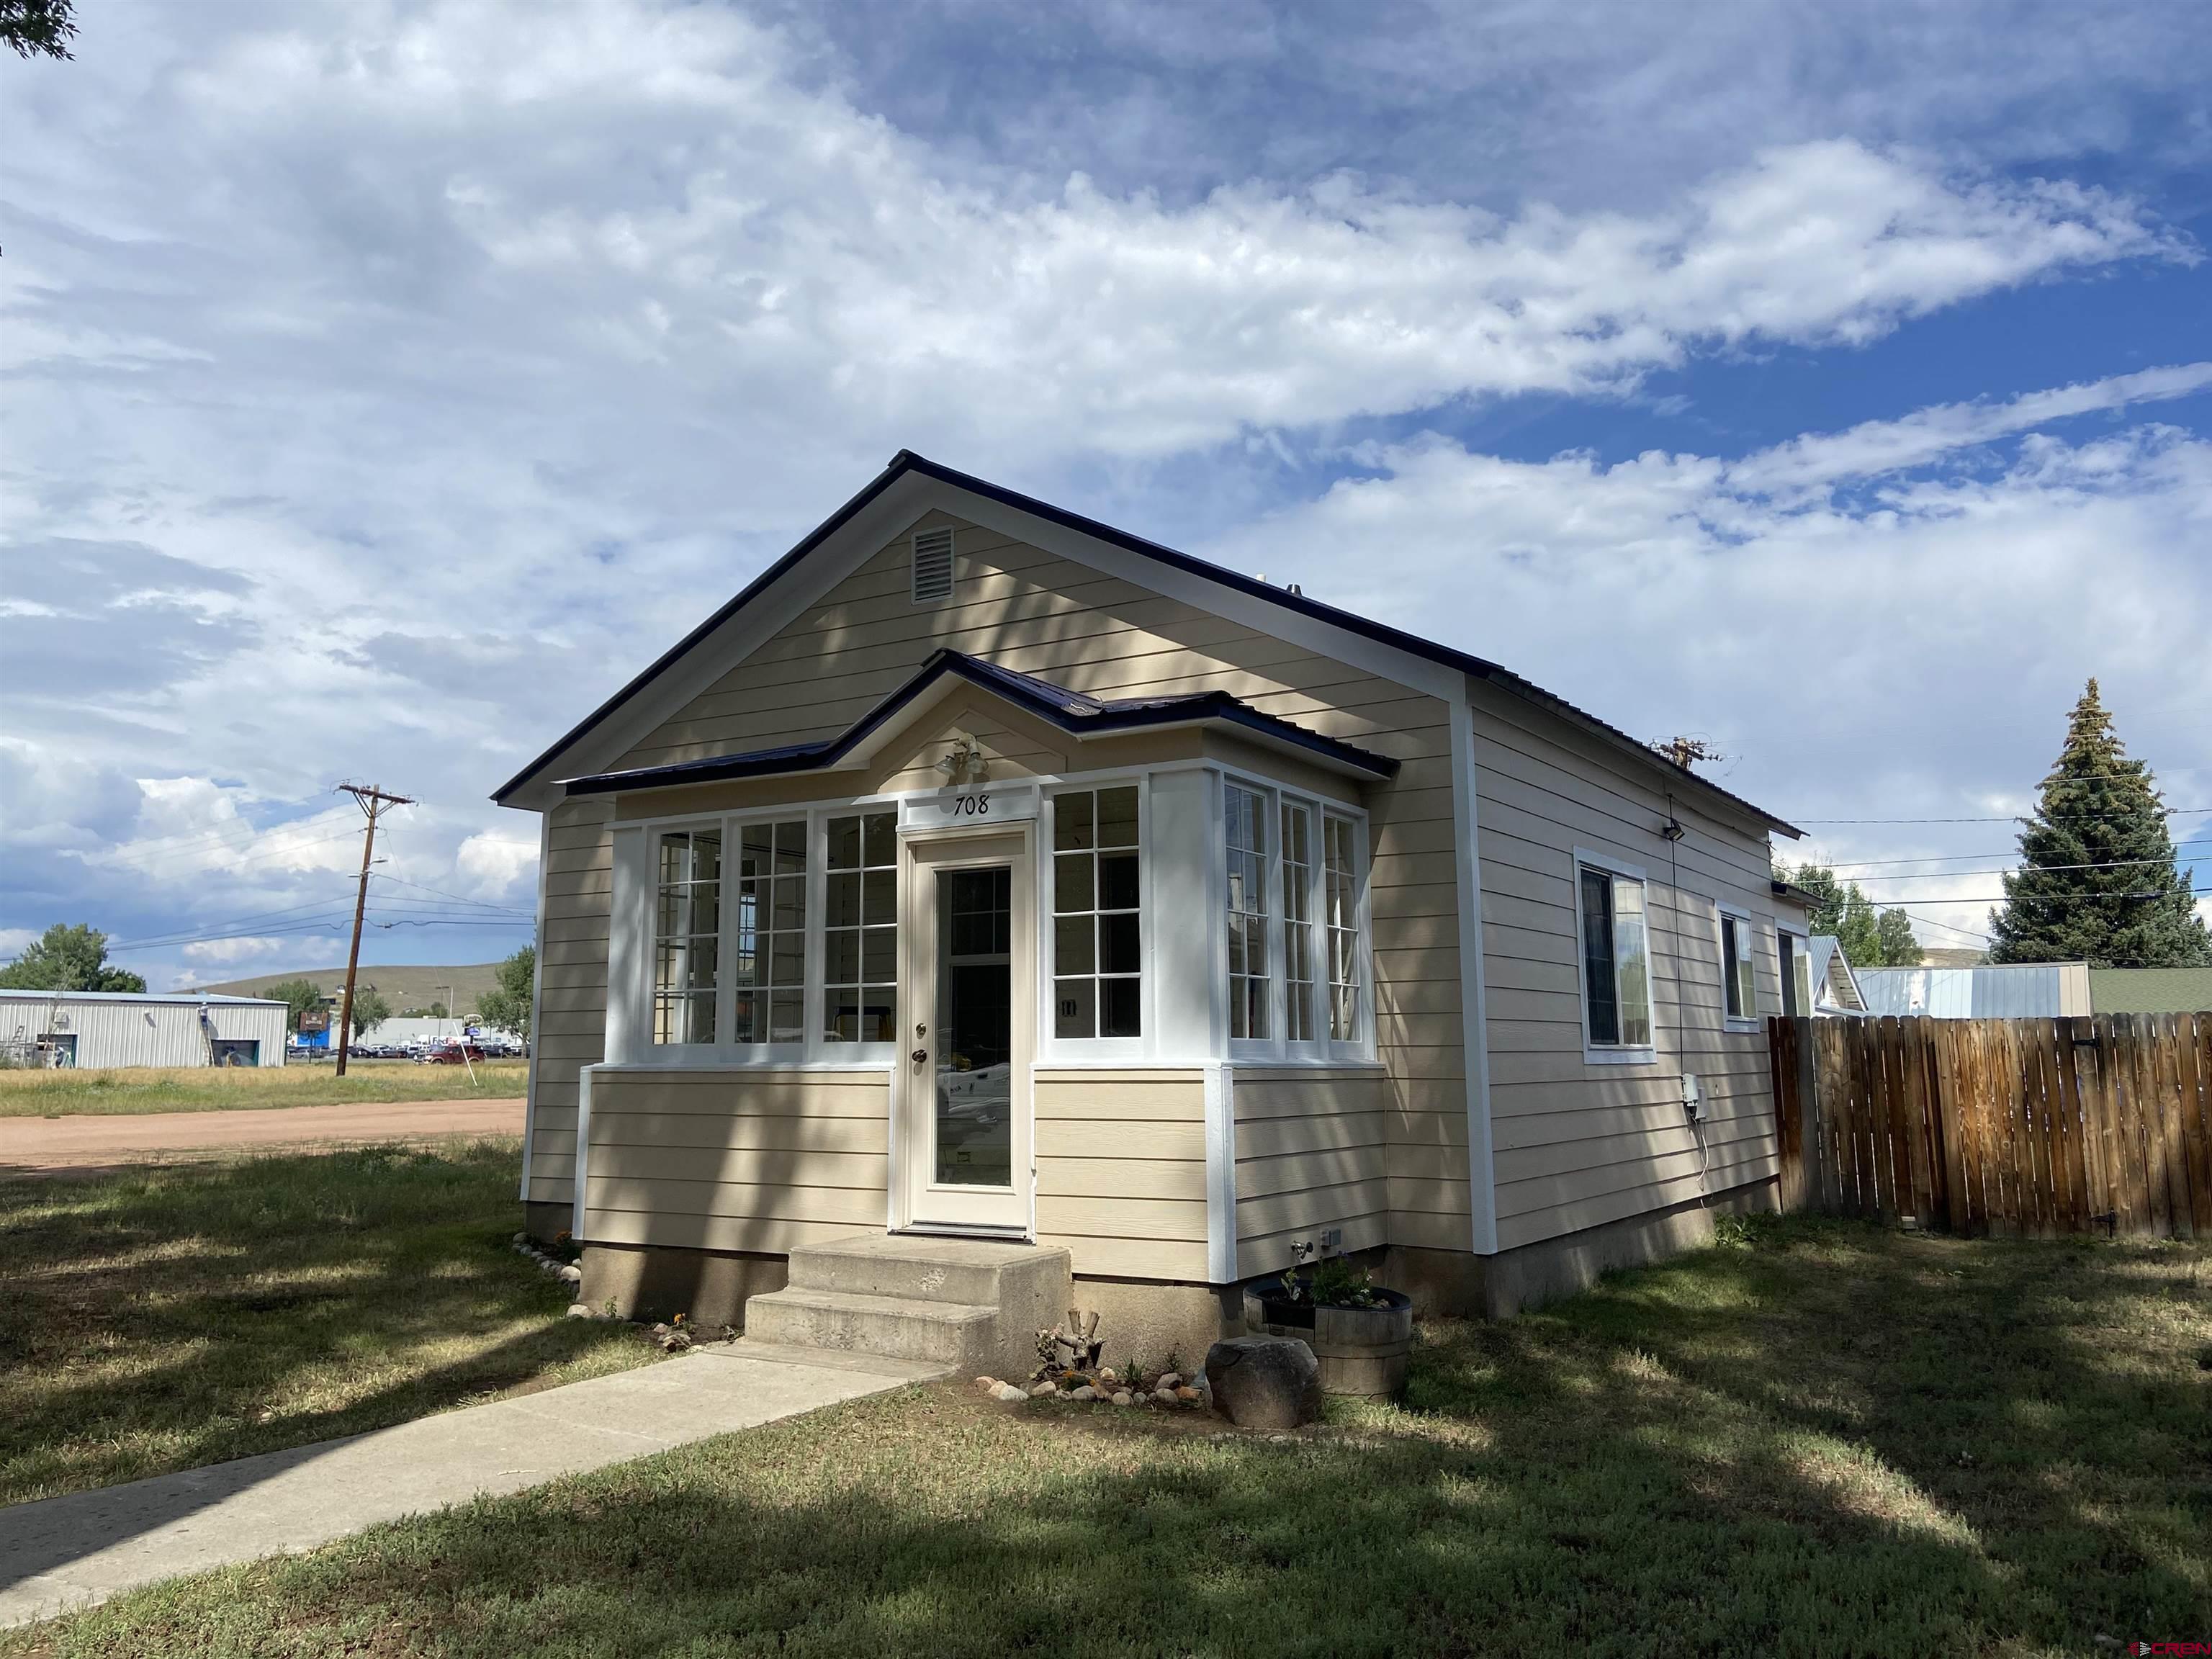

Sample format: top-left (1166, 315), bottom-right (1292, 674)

top-left (0, 1144), bottom-right (647, 1509)
top-left (39, 1218), bottom-right (2212, 1658)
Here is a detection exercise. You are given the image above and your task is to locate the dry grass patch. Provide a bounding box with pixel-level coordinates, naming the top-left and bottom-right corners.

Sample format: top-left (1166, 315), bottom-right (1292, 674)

top-left (0, 1061), bottom-right (527, 1118)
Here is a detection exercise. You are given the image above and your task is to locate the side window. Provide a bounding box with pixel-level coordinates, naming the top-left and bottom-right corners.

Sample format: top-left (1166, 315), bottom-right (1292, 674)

top-left (824, 811), bottom-right (897, 1044)
top-left (1225, 784), bottom-right (1269, 1040)
top-left (1778, 930), bottom-right (1810, 1019)
top-left (1282, 801), bottom-right (1316, 1043)
top-left (1579, 863), bottom-right (1653, 1051)
top-left (652, 828), bottom-right (721, 1046)
top-left (1052, 786), bottom-right (1141, 1038)
top-left (1323, 814), bottom-right (1362, 1043)
top-left (734, 819), bottom-right (807, 1044)
top-left (1720, 912), bottom-right (1758, 1022)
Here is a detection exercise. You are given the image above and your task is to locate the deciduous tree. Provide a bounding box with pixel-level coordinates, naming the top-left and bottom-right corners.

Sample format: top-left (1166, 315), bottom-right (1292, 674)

top-left (0, 924), bottom-right (147, 992)
top-left (475, 946), bottom-right (535, 1040)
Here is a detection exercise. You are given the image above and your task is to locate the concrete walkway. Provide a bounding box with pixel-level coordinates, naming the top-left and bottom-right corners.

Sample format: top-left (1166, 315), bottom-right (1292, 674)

top-left (0, 1342), bottom-right (944, 1628)
top-left (0, 1097), bottom-right (526, 1174)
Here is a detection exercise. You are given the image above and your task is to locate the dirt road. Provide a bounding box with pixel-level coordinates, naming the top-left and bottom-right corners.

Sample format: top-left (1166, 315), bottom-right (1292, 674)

top-left (0, 1098), bottom-right (526, 1174)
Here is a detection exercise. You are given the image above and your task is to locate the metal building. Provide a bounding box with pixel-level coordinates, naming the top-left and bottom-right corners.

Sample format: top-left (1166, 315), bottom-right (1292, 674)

top-left (0, 989), bottom-right (289, 1069)
top-left (1853, 962), bottom-right (2092, 1020)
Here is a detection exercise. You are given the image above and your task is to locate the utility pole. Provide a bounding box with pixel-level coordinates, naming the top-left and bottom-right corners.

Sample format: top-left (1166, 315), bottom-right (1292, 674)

top-left (334, 783), bottom-right (413, 1078)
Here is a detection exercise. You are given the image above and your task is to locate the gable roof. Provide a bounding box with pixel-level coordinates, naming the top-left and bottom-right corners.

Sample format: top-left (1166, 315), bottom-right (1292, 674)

top-left (494, 451), bottom-right (1801, 836)
top-left (565, 649), bottom-right (1400, 796)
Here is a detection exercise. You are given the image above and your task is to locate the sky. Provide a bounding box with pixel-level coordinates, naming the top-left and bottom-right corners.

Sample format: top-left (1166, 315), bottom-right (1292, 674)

top-left (3, 0), bottom-right (2208, 992)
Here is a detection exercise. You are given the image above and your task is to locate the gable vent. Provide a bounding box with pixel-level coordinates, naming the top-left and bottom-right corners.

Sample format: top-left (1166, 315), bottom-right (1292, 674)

top-left (911, 526), bottom-right (955, 603)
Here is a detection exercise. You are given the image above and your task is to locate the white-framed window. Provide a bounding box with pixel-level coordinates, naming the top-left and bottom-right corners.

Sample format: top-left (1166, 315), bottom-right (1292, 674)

top-left (1574, 850), bottom-right (1655, 1061)
top-left (1225, 783), bottom-right (1270, 1040)
top-left (651, 827), bottom-right (721, 1046)
top-left (1050, 783), bottom-right (1143, 1040)
top-left (1717, 904), bottom-right (1758, 1028)
top-left (823, 809), bottom-right (898, 1046)
top-left (1323, 813), bottom-right (1362, 1044)
top-left (732, 818), bottom-right (809, 1046)
top-left (1281, 801), bottom-right (1316, 1043)
top-left (1777, 927), bottom-right (1810, 1019)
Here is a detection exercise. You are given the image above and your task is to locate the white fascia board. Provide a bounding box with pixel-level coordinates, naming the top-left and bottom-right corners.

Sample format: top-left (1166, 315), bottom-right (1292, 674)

top-left (517, 809), bottom-right (551, 1202)
top-left (1450, 691), bottom-right (1499, 1256)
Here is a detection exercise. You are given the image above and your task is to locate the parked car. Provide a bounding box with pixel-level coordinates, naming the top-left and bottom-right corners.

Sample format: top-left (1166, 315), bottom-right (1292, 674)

top-left (425, 1042), bottom-right (489, 1064)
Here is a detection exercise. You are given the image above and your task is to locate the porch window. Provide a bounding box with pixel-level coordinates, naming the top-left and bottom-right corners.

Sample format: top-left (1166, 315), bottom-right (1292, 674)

top-left (734, 819), bottom-right (808, 1045)
top-left (1324, 814), bottom-right (1361, 1041)
top-left (1578, 860), bottom-right (1654, 1053)
top-left (824, 810), bottom-right (897, 1043)
top-left (1225, 783), bottom-right (1269, 1040)
top-left (1052, 785), bottom-right (1141, 1038)
top-left (1282, 801), bottom-right (1316, 1042)
top-left (652, 828), bottom-right (721, 1046)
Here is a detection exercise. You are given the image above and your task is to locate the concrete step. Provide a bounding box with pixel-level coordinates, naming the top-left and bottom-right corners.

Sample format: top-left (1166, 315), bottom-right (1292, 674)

top-left (699, 1341), bottom-right (953, 1382)
top-left (787, 1233), bottom-right (1068, 1310)
top-left (742, 1286), bottom-right (1002, 1372)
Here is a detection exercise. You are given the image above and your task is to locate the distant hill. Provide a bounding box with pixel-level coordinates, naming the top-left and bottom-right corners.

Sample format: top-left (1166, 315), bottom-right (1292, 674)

top-left (188, 963), bottom-right (506, 1012)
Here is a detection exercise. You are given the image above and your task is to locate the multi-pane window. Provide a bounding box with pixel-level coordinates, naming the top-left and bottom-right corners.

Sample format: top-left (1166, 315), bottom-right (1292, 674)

top-left (652, 829), bottom-right (720, 1045)
top-left (1053, 786), bottom-right (1141, 1039)
top-left (1778, 930), bottom-right (1810, 1019)
top-left (824, 811), bottom-right (897, 1044)
top-left (1721, 912), bottom-right (1757, 1022)
top-left (1226, 785), bottom-right (1269, 1040)
top-left (1282, 802), bottom-right (1316, 1042)
top-left (1324, 815), bottom-right (1361, 1042)
top-left (734, 819), bottom-right (807, 1044)
top-left (1579, 865), bottom-right (1653, 1050)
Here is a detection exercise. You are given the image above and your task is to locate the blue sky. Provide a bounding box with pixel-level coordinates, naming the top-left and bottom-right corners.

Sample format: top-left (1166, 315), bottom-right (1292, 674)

top-left (2, 0), bottom-right (2208, 988)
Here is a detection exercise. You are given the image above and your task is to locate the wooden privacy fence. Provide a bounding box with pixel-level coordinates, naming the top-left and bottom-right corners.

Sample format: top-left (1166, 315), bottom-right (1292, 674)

top-left (1768, 1014), bottom-right (2211, 1238)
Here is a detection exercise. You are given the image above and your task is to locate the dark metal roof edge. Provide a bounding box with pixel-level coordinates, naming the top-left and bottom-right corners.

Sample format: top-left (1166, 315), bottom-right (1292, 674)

top-left (565, 650), bottom-right (1396, 796)
top-left (507, 449), bottom-right (1794, 835)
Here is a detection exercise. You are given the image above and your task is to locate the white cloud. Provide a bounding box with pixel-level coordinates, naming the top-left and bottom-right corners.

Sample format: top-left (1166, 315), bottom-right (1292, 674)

top-left (454, 832), bottom-right (537, 899)
top-left (0, 928), bottom-right (37, 959)
top-left (179, 935), bottom-right (295, 965)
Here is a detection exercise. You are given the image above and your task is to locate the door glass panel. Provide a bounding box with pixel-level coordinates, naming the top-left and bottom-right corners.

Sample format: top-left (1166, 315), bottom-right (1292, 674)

top-left (936, 866), bottom-right (1013, 1187)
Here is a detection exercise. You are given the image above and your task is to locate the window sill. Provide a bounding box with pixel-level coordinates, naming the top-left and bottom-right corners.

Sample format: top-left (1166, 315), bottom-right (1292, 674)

top-left (601, 1055), bottom-right (894, 1074)
top-left (1582, 1046), bottom-right (1660, 1067)
top-left (1722, 1017), bottom-right (1762, 1035)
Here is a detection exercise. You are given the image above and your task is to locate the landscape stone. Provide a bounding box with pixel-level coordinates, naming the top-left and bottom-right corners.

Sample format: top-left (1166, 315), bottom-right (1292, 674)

top-left (1110, 1390), bottom-right (1134, 1406)
top-left (565, 1304), bottom-right (591, 1318)
top-left (1157, 1372), bottom-right (1182, 1390)
top-left (1203, 1337), bottom-right (1322, 1430)
top-left (994, 1382), bottom-right (1028, 1403)
top-left (1070, 1385), bottom-right (1099, 1401)
top-left (1028, 1381), bottom-right (1056, 1398)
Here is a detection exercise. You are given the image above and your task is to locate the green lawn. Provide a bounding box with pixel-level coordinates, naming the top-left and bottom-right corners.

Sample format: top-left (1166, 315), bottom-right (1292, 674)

top-left (0, 1143), bottom-right (654, 1508)
top-left (0, 1061), bottom-right (527, 1117)
top-left (17, 1215), bottom-right (2208, 1657)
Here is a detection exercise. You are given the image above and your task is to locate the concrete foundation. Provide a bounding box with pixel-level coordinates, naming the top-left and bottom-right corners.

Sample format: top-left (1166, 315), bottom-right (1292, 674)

top-left (579, 1243), bottom-right (789, 1328)
top-left (1069, 1277), bottom-right (1244, 1375)
top-left (1388, 1174), bottom-right (1781, 1319)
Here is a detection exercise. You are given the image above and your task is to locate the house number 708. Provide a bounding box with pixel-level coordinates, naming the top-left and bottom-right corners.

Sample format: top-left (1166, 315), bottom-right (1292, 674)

top-left (951, 793), bottom-right (990, 817)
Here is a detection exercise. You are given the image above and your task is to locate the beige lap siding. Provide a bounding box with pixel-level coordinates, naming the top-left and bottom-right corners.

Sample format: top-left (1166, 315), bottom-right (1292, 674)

top-left (1233, 1068), bottom-right (1390, 1277)
top-left (1467, 680), bottom-right (1783, 1252)
top-left (608, 511), bottom-right (1470, 1258)
top-left (1033, 1070), bottom-right (1210, 1280)
top-left (526, 796), bottom-right (614, 1210)
top-left (583, 1070), bottom-right (891, 1254)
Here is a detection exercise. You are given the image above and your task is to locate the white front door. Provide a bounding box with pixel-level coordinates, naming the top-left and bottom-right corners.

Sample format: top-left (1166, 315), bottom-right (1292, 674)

top-left (897, 827), bottom-right (1034, 1235)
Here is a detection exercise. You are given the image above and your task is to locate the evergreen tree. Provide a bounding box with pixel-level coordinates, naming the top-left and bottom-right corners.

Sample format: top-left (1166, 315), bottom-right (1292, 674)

top-left (1988, 679), bottom-right (2211, 967)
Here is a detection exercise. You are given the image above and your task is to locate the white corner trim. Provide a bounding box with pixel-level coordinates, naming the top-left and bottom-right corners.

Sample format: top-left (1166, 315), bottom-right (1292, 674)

top-left (1203, 1061), bottom-right (1238, 1284)
top-left (517, 809), bottom-right (551, 1203)
top-left (1450, 694), bottom-right (1499, 1256)
top-left (572, 1063), bottom-right (595, 1244)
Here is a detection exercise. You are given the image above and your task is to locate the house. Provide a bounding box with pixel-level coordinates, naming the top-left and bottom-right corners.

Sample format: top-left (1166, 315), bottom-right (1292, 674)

top-left (493, 452), bottom-right (1812, 1349)
top-left (1856, 961), bottom-right (2092, 1019)
top-left (1801, 936), bottom-right (1867, 1016)
top-left (2088, 966), bottom-right (2212, 1015)
top-left (0, 989), bottom-right (287, 1069)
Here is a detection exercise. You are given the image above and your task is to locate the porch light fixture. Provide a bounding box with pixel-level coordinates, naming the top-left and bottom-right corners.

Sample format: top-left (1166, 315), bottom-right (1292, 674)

top-left (936, 730), bottom-right (989, 788)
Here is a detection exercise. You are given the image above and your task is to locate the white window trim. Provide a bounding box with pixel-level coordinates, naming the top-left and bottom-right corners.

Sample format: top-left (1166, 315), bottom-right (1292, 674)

top-left (1714, 900), bottom-right (1761, 1033)
top-left (1572, 846), bottom-right (1660, 1066)
top-left (1037, 778), bottom-right (1151, 1065)
top-left (1219, 765), bottom-right (1375, 1066)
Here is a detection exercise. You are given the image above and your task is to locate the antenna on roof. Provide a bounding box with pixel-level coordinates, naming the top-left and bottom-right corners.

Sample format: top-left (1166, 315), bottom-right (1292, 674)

top-left (1651, 736), bottom-right (1730, 770)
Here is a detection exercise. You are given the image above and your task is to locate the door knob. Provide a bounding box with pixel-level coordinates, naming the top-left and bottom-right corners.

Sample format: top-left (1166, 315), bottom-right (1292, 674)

top-left (911, 1048), bottom-right (928, 1064)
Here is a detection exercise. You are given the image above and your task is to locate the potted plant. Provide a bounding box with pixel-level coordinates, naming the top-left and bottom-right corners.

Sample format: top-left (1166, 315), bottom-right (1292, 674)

top-left (1243, 1250), bottom-right (1413, 1401)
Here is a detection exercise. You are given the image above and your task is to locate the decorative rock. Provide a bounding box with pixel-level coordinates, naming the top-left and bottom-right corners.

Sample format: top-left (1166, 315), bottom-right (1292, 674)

top-left (557, 1264), bottom-right (583, 1285)
top-left (1175, 1385), bottom-right (1201, 1402)
top-left (1069, 1385), bottom-right (1099, 1401)
top-left (565, 1303), bottom-right (592, 1318)
top-left (974, 1376), bottom-right (999, 1393)
top-left (1110, 1390), bottom-right (1134, 1406)
top-left (1156, 1372), bottom-right (1182, 1390)
top-left (1028, 1381), bottom-right (1056, 1398)
top-left (1098, 1369), bottom-right (1118, 1385)
top-left (1203, 1337), bottom-right (1323, 1431)
top-left (994, 1382), bottom-right (1029, 1403)
top-left (1152, 1388), bottom-right (1179, 1404)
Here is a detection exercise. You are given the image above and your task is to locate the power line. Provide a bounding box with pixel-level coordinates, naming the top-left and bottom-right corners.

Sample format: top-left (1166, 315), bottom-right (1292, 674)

top-left (1793, 806), bottom-right (2212, 825)
top-left (369, 870), bottom-right (534, 917)
top-left (1844, 860), bottom-right (2210, 883)
top-left (1815, 836), bottom-right (2211, 871)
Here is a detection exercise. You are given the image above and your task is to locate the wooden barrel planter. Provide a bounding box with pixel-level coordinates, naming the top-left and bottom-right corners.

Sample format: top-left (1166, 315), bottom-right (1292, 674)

top-left (1242, 1287), bottom-right (1413, 1401)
